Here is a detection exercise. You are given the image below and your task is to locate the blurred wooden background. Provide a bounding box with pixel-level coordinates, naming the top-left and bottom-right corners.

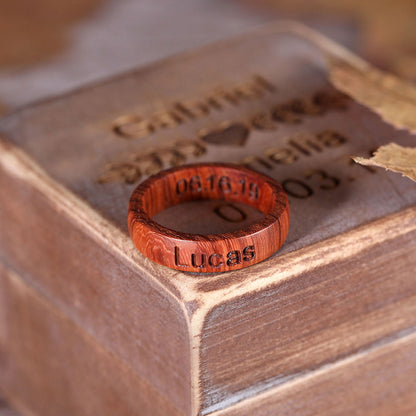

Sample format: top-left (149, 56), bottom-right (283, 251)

top-left (0, 0), bottom-right (360, 113)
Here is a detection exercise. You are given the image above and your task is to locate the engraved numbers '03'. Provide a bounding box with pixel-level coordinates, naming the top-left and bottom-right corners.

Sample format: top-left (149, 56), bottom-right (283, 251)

top-left (175, 175), bottom-right (259, 200)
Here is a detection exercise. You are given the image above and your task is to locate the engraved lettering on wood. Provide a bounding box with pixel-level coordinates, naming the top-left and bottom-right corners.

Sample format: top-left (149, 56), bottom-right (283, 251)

top-left (97, 83), bottom-right (350, 186)
top-left (175, 174), bottom-right (259, 201)
top-left (174, 245), bottom-right (256, 269)
top-left (112, 75), bottom-right (276, 139)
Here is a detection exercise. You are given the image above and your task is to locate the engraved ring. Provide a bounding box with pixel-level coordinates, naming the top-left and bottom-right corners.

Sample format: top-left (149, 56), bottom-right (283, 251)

top-left (128, 163), bottom-right (290, 273)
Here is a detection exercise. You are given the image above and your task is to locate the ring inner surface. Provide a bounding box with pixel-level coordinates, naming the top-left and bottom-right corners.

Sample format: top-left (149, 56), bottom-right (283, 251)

top-left (142, 166), bottom-right (275, 219)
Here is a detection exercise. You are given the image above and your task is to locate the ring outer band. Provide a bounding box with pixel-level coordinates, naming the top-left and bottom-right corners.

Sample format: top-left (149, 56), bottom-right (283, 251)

top-left (128, 163), bottom-right (290, 273)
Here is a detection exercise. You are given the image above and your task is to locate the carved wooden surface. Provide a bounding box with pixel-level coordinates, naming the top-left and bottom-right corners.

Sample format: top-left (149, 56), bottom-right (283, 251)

top-left (216, 330), bottom-right (416, 416)
top-left (1, 23), bottom-right (416, 416)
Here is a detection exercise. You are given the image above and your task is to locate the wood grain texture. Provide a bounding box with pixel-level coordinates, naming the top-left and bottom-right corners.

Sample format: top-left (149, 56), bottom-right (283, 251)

top-left (214, 329), bottom-right (416, 416)
top-left (0, 264), bottom-right (184, 416)
top-left (128, 163), bottom-right (289, 272)
top-left (198, 207), bottom-right (416, 412)
top-left (1, 23), bottom-right (416, 416)
top-left (0, 140), bottom-right (192, 415)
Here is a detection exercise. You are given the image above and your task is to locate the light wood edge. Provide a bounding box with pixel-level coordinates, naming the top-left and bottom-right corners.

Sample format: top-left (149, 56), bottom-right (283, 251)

top-left (209, 327), bottom-right (416, 415)
top-left (198, 205), bottom-right (416, 303)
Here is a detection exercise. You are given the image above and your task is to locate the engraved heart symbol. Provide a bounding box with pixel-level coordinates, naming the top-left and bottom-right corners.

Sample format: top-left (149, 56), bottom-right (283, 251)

top-left (199, 122), bottom-right (250, 147)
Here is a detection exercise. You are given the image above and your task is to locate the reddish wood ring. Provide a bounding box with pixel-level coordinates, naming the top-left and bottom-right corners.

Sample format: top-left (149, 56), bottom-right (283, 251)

top-left (128, 163), bottom-right (290, 273)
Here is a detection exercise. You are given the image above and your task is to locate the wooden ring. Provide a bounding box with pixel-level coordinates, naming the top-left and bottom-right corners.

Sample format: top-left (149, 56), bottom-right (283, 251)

top-left (128, 163), bottom-right (290, 273)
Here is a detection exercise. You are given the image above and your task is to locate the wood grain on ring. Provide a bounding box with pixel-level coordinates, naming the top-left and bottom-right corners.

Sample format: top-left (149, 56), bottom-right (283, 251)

top-left (128, 163), bottom-right (289, 272)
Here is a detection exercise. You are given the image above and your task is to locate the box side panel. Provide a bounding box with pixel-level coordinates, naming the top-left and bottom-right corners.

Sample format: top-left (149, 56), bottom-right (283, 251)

top-left (0, 157), bottom-right (191, 414)
top-left (215, 331), bottom-right (416, 416)
top-left (200, 218), bottom-right (416, 413)
top-left (0, 264), bottom-right (183, 416)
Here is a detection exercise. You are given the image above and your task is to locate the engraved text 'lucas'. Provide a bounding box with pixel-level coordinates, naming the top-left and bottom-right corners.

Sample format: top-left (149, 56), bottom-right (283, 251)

top-left (174, 245), bottom-right (256, 269)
